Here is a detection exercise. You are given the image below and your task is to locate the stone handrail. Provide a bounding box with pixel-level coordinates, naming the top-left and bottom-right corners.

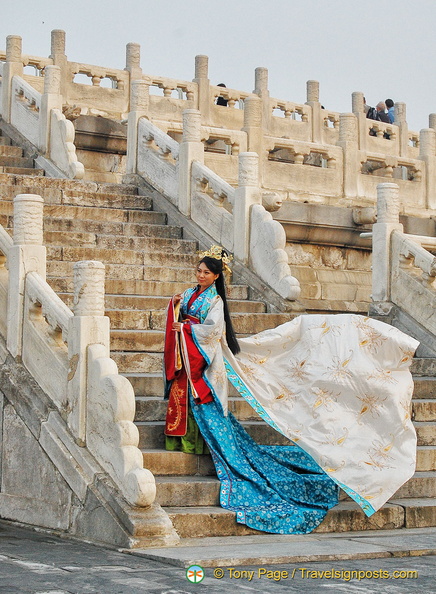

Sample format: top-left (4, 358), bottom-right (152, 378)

top-left (26, 270), bottom-right (72, 337)
top-left (11, 75), bottom-right (41, 146)
top-left (136, 117), bottom-right (179, 203)
top-left (0, 194), bottom-right (156, 509)
top-left (148, 74), bottom-right (196, 100)
top-left (50, 108), bottom-right (85, 179)
top-left (371, 182), bottom-right (436, 339)
top-left (70, 61), bottom-right (129, 90)
top-left (3, 31), bottom-right (436, 213)
top-left (0, 226), bottom-right (12, 256)
top-left (192, 159), bottom-right (235, 206)
top-left (140, 118), bottom-right (180, 159)
top-left (394, 231), bottom-right (436, 279)
top-left (4, 70), bottom-right (84, 179)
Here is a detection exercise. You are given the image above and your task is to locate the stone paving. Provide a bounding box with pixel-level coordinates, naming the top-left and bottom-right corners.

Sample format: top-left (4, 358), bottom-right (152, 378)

top-left (0, 521), bottom-right (435, 593)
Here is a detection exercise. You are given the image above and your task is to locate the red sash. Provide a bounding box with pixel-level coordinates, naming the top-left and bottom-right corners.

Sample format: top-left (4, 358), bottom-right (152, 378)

top-left (164, 296), bottom-right (213, 436)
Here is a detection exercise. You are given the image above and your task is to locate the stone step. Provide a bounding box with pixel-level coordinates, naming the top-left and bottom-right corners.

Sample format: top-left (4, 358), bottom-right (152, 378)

top-left (48, 278), bottom-right (249, 300)
top-left (413, 377), bottom-right (436, 399)
top-left (44, 204), bottom-right (164, 224)
top-left (155, 471), bottom-right (436, 508)
top-left (111, 351), bottom-right (163, 374)
top-left (413, 399), bottom-right (436, 422)
top-left (411, 359), bottom-right (436, 376)
top-left (0, 155), bottom-right (34, 168)
top-left (416, 446), bottom-right (436, 471)
top-left (110, 330), bottom-right (164, 352)
top-left (143, 251), bottom-right (198, 268)
top-left (0, 174), bottom-right (139, 195)
top-left (143, 446), bottom-right (434, 477)
top-left (57, 294), bottom-right (263, 315)
top-left (415, 422), bottom-right (436, 446)
top-left (47, 260), bottom-right (194, 282)
top-left (0, 145), bottom-right (22, 157)
top-left (0, 136), bottom-right (12, 146)
top-left (301, 298), bottom-right (370, 314)
top-left (137, 419), bottom-right (434, 450)
top-left (136, 421), bottom-right (290, 449)
top-left (135, 396), bottom-right (258, 422)
top-left (126, 372), bottom-right (238, 397)
top-left (0, 166), bottom-right (44, 176)
top-left (163, 499), bottom-right (435, 538)
top-left (61, 190), bottom-right (150, 210)
top-left (142, 449), bottom-right (216, 476)
top-left (133, 392), bottom-right (436, 425)
top-left (44, 220), bottom-right (184, 242)
top-left (107, 311), bottom-right (292, 333)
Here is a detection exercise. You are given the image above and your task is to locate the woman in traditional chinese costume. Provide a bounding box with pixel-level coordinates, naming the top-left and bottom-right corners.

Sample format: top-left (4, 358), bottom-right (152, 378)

top-left (163, 246), bottom-right (418, 534)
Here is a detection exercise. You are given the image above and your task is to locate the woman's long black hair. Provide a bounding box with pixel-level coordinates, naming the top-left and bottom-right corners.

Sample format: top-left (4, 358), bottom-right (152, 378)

top-left (200, 254), bottom-right (240, 355)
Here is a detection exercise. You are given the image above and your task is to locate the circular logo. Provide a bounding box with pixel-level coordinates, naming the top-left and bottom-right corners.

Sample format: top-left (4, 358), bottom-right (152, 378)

top-left (186, 564), bottom-right (205, 583)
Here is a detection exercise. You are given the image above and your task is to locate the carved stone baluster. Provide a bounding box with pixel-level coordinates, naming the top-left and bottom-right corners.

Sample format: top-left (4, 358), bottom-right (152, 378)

top-left (8, 194), bottom-right (46, 358)
top-left (370, 183), bottom-right (403, 310)
top-left (67, 260), bottom-right (109, 445)
top-left (233, 152), bottom-right (261, 263)
top-left (179, 109), bottom-right (204, 216)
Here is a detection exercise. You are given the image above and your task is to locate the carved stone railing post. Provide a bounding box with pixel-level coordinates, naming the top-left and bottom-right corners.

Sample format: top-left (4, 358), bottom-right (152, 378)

top-left (193, 55), bottom-right (210, 123)
top-left (242, 96), bottom-right (263, 180)
top-left (179, 109), bottom-right (204, 216)
top-left (67, 261), bottom-right (110, 446)
top-left (306, 80), bottom-right (321, 143)
top-left (126, 79), bottom-right (150, 174)
top-left (126, 42), bottom-right (142, 82)
top-left (351, 91), bottom-right (367, 151)
top-left (371, 183), bottom-right (403, 310)
top-left (1, 35), bottom-right (24, 123)
top-left (419, 128), bottom-right (436, 210)
top-left (7, 194), bottom-right (46, 358)
top-left (233, 152), bottom-right (261, 263)
top-left (394, 102), bottom-right (408, 157)
top-left (253, 67), bottom-right (270, 131)
top-left (49, 29), bottom-right (67, 97)
top-left (39, 65), bottom-right (62, 153)
top-left (337, 113), bottom-right (359, 200)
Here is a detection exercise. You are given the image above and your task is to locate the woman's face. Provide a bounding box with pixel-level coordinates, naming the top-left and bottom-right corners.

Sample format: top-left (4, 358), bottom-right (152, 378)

top-left (196, 262), bottom-right (219, 290)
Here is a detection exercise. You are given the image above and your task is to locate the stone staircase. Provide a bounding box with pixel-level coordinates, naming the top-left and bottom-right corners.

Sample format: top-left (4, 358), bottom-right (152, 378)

top-left (0, 125), bottom-right (434, 541)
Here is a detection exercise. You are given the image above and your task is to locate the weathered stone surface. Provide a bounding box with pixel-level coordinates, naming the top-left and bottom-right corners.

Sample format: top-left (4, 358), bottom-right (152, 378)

top-left (0, 404), bottom-right (72, 530)
top-left (142, 449), bottom-right (215, 478)
top-left (391, 498), bottom-right (436, 528)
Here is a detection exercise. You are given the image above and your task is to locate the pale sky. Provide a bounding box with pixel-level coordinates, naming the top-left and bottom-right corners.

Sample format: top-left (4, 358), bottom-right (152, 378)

top-left (1, 0), bottom-right (434, 132)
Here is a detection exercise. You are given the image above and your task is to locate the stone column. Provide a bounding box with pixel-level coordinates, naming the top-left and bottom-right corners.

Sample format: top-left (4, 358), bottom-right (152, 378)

top-left (67, 260), bottom-right (110, 445)
top-left (337, 113), bottom-right (359, 200)
top-left (419, 128), bottom-right (436, 210)
top-left (253, 67), bottom-right (270, 132)
top-left (233, 152), bottom-right (262, 263)
top-left (371, 183), bottom-right (403, 308)
top-left (49, 30), bottom-right (68, 98)
top-left (351, 91), bottom-right (367, 151)
top-left (2, 35), bottom-right (24, 123)
top-left (306, 80), bottom-right (321, 143)
top-left (193, 55), bottom-right (210, 123)
top-left (242, 96), bottom-right (263, 178)
top-left (125, 42), bottom-right (142, 81)
top-left (7, 194), bottom-right (46, 358)
top-left (39, 65), bottom-right (62, 153)
top-left (126, 79), bottom-right (150, 174)
top-left (429, 113), bottom-right (436, 130)
top-left (394, 102), bottom-right (408, 157)
top-left (178, 109), bottom-right (204, 217)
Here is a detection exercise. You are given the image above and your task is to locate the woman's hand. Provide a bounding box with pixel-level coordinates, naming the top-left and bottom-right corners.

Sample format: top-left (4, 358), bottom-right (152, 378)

top-left (172, 322), bottom-right (184, 332)
top-left (173, 294), bottom-right (182, 304)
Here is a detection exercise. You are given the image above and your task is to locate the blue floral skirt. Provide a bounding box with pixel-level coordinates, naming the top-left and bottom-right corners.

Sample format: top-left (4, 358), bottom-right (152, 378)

top-left (191, 393), bottom-right (339, 534)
